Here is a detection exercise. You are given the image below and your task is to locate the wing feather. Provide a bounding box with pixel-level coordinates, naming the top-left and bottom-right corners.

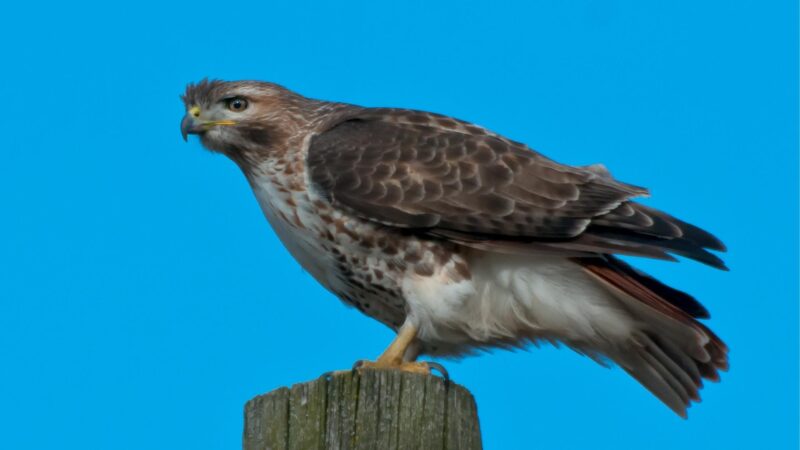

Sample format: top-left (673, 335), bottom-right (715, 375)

top-left (307, 109), bottom-right (726, 268)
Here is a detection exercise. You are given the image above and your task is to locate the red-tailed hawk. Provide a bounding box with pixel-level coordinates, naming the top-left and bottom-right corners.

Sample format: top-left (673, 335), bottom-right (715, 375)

top-left (181, 79), bottom-right (727, 417)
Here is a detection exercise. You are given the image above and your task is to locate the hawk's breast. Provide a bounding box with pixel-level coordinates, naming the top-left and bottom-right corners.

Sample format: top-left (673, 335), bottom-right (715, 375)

top-left (247, 159), bottom-right (411, 329)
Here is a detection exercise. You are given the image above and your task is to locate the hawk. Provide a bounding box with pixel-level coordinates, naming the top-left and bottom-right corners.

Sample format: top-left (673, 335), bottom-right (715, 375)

top-left (181, 80), bottom-right (727, 417)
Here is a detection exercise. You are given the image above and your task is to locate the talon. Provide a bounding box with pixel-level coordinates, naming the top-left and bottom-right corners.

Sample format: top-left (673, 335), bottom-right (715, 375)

top-left (352, 360), bottom-right (367, 370)
top-left (425, 361), bottom-right (450, 381)
top-left (342, 323), bottom-right (449, 379)
top-left (348, 359), bottom-right (449, 379)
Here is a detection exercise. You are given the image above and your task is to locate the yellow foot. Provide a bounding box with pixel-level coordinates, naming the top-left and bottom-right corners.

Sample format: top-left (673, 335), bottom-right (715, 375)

top-left (320, 323), bottom-right (449, 380)
top-left (353, 359), bottom-right (449, 380)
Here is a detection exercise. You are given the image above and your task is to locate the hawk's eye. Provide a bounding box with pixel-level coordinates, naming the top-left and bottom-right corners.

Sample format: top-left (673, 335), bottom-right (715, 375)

top-left (225, 97), bottom-right (248, 112)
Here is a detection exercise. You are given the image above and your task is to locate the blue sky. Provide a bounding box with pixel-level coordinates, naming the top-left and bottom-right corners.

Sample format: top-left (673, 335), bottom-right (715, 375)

top-left (0, 1), bottom-right (796, 449)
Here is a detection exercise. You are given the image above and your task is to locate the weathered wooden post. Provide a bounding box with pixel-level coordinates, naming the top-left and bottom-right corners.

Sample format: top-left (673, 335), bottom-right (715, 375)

top-left (243, 369), bottom-right (482, 450)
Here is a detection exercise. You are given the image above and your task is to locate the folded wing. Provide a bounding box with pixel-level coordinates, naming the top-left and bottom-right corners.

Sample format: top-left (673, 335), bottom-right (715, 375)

top-left (307, 109), bottom-right (726, 269)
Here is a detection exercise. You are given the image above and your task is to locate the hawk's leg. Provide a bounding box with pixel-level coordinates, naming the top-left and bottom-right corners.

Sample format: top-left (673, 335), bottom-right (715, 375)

top-left (353, 322), bottom-right (448, 379)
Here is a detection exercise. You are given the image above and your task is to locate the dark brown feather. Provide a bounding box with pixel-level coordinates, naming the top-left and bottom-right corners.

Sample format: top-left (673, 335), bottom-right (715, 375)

top-left (306, 109), bottom-right (726, 268)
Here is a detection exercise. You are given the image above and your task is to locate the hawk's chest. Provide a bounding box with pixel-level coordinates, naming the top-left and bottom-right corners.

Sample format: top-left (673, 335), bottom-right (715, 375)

top-left (248, 165), bottom-right (334, 285)
top-left (246, 159), bottom-right (412, 327)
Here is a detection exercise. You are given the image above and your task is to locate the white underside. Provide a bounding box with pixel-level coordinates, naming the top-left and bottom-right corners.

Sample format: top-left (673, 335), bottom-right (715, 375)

top-left (403, 251), bottom-right (637, 353)
top-left (249, 173), bottom-right (341, 289)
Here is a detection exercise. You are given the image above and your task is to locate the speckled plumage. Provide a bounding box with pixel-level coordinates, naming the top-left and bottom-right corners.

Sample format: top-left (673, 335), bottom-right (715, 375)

top-left (181, 79), bottom-right (728, 417)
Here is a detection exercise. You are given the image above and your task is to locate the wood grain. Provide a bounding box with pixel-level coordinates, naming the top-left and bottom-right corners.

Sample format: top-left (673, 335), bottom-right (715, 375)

top-left (243, 369), bottom-right (481, 450)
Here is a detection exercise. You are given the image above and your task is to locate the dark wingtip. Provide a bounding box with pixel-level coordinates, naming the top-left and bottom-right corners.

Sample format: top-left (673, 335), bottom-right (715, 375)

top-left (710, 238), bottom-right (728, 253)
top-left (636, 204), bottom-right (728, 252)
top-left (685, 247), bottom-right (728, 271)
top-left (651, 235), bottom-right (728, 271)
top-left (693, 230), bottom-right (727, 253)
top-left (694, 249), bottom-right (728, 271)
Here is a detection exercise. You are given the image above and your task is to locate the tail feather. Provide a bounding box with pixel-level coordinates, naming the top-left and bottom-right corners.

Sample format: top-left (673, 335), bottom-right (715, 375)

top-left (601, 255), bottom-right (710, 318)
top-left (637, 332), bottom-right (700, 401)
top-left (628, 351), bottom-right (688, 415)
top-left (614, 334), bottom-right (697, 417)
top-left (651, 332), bottom-right (703, 385)
top-left (577, 256), bottom-right (728, 417)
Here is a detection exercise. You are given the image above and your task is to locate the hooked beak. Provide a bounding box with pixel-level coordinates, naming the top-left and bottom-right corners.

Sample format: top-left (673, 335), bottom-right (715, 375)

top-left (180, 106), bottom-right (237, 142)
top-left (180, 114), bottom-right (202, 142)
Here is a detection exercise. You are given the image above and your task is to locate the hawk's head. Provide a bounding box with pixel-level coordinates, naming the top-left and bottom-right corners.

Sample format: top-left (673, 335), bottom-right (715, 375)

top-left (180, 79), bottom-right (310, 159)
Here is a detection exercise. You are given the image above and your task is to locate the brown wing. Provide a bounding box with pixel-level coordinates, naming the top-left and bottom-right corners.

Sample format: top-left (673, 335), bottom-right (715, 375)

top-left (307, 109), bottom-right (726, 269)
